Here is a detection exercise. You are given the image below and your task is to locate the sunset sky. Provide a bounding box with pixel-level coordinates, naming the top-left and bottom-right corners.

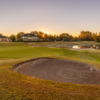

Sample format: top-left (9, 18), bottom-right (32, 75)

top-left (0, 0), bottom-right (100, 36)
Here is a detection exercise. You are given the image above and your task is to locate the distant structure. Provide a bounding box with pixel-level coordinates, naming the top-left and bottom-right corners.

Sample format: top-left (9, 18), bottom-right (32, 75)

top-left (0, 36), bottom-right (9, 42)
top-left (22, 33), bottom-right (39, 41)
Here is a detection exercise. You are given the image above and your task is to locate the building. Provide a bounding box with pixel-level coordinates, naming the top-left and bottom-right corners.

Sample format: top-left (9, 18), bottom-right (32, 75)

top-left (22, 33), bottom-right (39, 41)
top-left (0, 36), bottom-right (9, 42)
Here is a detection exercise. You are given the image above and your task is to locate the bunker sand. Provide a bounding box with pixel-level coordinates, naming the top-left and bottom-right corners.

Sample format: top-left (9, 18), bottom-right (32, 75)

top-left (14, 58), bottom-right (100, 85)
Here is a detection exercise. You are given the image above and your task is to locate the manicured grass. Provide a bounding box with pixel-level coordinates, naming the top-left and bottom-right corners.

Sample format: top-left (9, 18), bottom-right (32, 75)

top-left (0, 46), bottom-right (65, 59)
top-left (0, 42), bottom-right (100, 100)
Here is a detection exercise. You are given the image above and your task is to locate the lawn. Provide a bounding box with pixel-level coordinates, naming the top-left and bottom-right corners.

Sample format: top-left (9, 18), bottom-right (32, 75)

top-left (0, 42), bottom-right (100, 100)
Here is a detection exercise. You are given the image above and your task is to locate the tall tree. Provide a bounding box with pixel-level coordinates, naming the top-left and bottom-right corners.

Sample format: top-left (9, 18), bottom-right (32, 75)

top-left (9, 34), bottom-right (16, 42)
top-left (59, 33), bottom-right (73, 41)
top-left (79, 31), bottom-right (93, 41)
top-left (38, 31), bottom-right (45, 38)
top-left (17, 32), bottom-right (25, 41)
top-left (0, 33), bottom-right (3, 36)
top-left (93, 33), bottom-right (100, 42)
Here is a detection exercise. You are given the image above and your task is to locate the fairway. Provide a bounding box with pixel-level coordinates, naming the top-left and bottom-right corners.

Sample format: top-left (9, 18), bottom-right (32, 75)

top-left (0, 42), bottom-right (100, 100)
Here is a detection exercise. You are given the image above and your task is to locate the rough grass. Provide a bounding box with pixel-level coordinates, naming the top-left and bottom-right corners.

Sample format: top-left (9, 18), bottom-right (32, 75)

top-left (0, 42), bottom-right (100, 100)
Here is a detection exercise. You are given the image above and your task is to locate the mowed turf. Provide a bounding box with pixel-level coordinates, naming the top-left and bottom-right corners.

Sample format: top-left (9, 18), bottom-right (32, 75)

top-left (0, 42), bottom-right (100, 100)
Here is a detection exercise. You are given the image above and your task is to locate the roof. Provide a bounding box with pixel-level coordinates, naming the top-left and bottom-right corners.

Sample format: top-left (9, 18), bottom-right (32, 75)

top-left (22, 33), bottom-right (36, 37)
top-left (0, 36), bottom-right (8, 38)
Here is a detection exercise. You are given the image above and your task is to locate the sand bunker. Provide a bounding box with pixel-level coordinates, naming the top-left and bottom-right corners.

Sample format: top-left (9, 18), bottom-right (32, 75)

top-left (14, 58), bottom-right (100, 85)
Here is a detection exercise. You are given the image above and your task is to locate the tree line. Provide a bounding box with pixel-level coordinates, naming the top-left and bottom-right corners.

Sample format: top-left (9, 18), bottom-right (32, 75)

top-left (5, 31), bottom-right (100, 42)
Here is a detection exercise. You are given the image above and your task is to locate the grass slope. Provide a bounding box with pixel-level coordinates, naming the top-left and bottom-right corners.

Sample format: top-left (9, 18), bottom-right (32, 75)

top-left (0, 42), bottom-right (100, 100)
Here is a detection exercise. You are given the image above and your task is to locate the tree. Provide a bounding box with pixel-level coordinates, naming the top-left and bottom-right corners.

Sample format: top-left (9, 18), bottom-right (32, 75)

top-left (9, 34), bottom-right (16, 42)
top-left (79, 31), bottom-right (93, 41)
top-left (38, 31), bottom-right (45, 38)
top-left (93, 33), bottom-right (100, 42)
top-left (0, 33), bottom-right (3, 36)
top-left (30, 31), bottom-right (38, 36)
top-left (59, 33), bottom-right (73, 41)
top-left (73, 36), bottom-right (78, 41)
top-left (46, 34), bottom-right (55, 41)
top-left (17, 32), bottom-right (25, 41)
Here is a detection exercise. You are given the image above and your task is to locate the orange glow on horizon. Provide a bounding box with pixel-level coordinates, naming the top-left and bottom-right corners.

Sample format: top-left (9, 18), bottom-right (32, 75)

top-left (2, 30), bottom-right (79, 37)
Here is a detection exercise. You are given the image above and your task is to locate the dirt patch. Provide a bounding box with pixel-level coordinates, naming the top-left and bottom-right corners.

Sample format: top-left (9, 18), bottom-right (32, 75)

top-left (13, 58), bottom-right (100, 85)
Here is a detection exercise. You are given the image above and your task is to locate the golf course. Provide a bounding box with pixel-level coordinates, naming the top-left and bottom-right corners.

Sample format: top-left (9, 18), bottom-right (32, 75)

top-left (0, 41), bottom-right (100, 100)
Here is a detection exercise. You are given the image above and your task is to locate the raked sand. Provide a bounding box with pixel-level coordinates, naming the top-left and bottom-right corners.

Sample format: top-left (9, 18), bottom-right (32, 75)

top-left (14, 58), bottom-right (100, 85)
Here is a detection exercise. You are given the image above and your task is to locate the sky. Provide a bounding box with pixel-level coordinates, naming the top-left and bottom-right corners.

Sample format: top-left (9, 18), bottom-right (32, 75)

top-left (0, 0), bottom-right (100, 36)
